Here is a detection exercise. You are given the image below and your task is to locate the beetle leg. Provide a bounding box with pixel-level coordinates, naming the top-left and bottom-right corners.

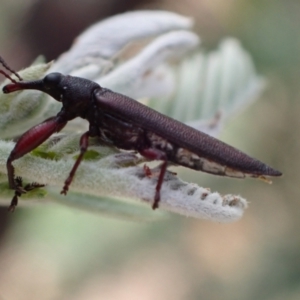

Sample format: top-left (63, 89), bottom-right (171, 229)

top-left (6, 116), bottom-right (67, 210)
top-left (61, 131), bottom-right (89, 195)
top-left (143, 164), bottom-right (152, 177)
top-left (8, 177), bottom-right (23, 212)
top-left (152, 161), bottom-right (168, 210)
top-left (139, 149), bottom-right (168, 210)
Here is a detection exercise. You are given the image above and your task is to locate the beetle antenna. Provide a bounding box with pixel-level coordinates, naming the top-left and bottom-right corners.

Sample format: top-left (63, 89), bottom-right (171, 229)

top-left (0, 55), bottom-right (23, 83)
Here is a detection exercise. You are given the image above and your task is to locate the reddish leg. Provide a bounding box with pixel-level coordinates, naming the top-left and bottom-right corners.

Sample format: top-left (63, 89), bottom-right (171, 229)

top-left (8, 177), bottom-right (44, 212)
top-left (152, 161), bottom-right (168, 210)
top-left (139, 149), bottom-right (168, 210)
top-left (61, 131), bottom-right (89, 195)
top-left (6, 116), bottom-right (67, 210)
top-left (143, 164), bottom-right (152, 177)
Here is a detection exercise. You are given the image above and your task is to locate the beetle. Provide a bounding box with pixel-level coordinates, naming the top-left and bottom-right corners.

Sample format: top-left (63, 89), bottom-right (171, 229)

top-left (0, 56), bottom-right (281, 211)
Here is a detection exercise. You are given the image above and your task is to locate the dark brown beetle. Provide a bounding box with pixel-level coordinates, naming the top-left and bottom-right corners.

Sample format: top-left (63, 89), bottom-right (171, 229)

top-left (0, 57), bottom-right (282, 211)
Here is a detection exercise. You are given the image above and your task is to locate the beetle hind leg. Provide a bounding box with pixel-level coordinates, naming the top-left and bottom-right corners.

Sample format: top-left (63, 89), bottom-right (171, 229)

top-left (139, 148), bottom-right (168, 210)
top-left (152, 161), bottom-right (168, 210)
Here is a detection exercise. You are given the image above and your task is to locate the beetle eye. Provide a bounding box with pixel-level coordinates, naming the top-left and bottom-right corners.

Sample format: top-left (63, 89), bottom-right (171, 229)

top-left (43, 73), bottom-right (62, 88)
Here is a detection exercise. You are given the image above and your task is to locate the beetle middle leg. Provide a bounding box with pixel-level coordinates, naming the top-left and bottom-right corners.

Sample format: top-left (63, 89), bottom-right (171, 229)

top-left (61, 131), bottom-right (90, 195)
top-left (139, 148), bottom-right (168, 210)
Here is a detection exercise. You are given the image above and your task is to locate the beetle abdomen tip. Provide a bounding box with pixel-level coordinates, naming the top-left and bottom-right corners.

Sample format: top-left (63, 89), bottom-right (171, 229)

top-left (263, 166), bottom-right (282, 177)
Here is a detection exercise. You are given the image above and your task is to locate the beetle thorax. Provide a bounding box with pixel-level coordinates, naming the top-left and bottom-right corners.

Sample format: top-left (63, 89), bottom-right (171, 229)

top-left (59, 75), bottom-right (100, 119)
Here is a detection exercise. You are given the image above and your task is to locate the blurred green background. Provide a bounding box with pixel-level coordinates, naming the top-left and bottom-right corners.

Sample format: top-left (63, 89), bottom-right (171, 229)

top-left (0, 0), bottom-right (297, 299)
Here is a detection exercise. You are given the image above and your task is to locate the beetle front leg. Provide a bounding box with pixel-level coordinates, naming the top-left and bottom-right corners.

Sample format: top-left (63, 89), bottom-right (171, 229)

top-left (139, 148), bottom-right (168, 210)
top-left (8, 177), bottom-right (45, 212)
top-left (6, 116), bottom-right (67, 211)
top-left (61, 131), bottom-right (89, 195)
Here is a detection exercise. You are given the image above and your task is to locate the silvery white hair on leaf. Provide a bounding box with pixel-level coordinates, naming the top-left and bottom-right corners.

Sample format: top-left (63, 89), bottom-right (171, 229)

top-left (0, 10), bottom-right (265, 222)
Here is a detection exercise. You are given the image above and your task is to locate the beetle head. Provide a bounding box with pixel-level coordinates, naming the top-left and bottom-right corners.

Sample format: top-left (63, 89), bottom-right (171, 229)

top-left (3, 73), bottom-right (68, 102)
